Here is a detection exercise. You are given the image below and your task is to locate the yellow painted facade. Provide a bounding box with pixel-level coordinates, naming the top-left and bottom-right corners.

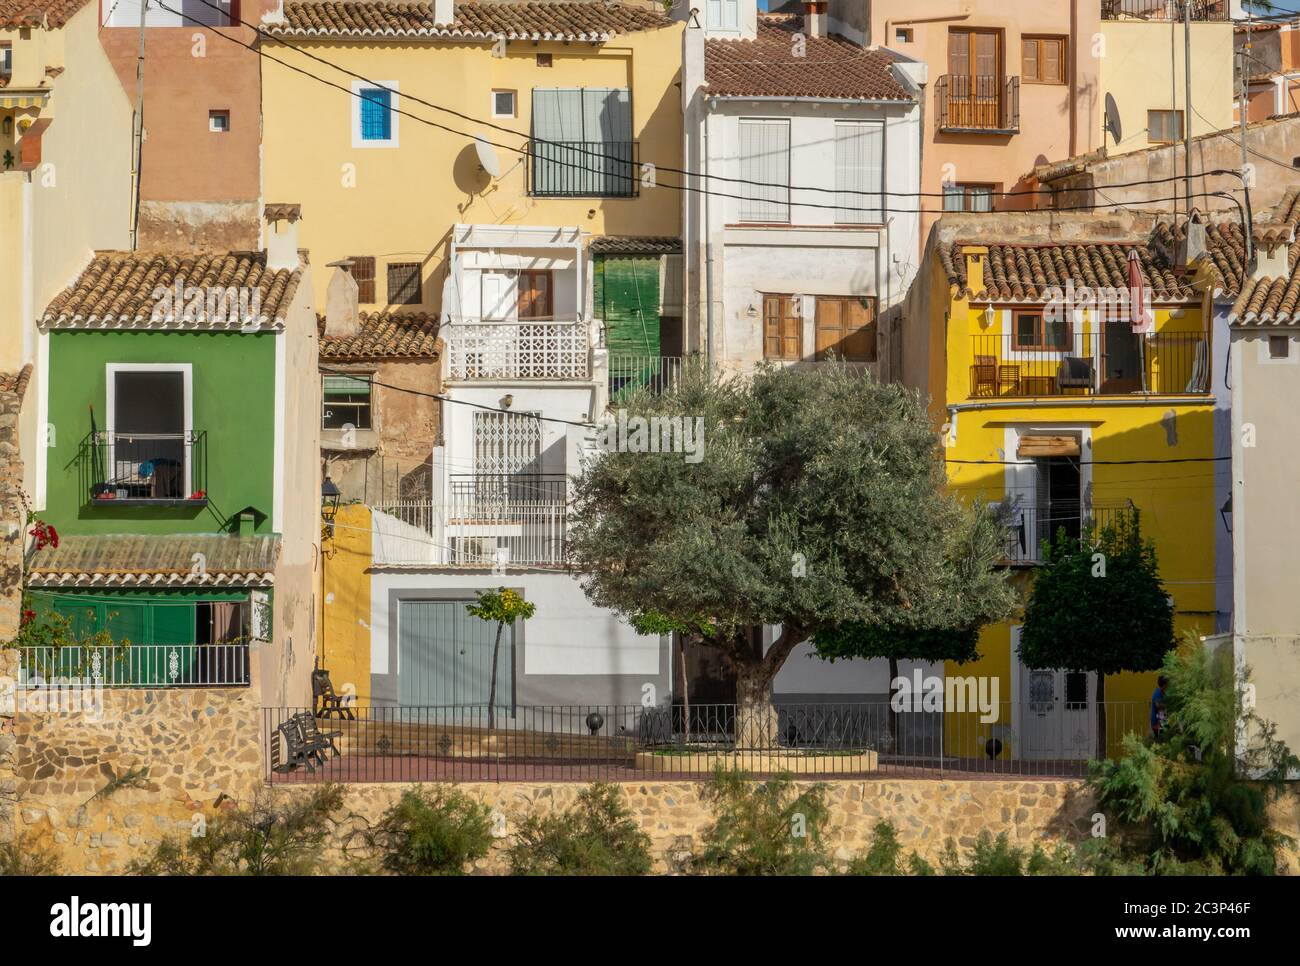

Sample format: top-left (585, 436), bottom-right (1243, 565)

top-left (260, 28), bottom-right (684, 311)
top-left (932, 246), bottom-right (1219, 758)
top-left (1099, 18), bottom-right (1235, 156)
top-left (319, 503), bottom-right (374, 708)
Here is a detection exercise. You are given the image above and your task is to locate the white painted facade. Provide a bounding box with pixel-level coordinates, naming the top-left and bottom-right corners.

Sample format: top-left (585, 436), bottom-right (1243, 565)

top-left (679, 9), bottom-right (925, 375)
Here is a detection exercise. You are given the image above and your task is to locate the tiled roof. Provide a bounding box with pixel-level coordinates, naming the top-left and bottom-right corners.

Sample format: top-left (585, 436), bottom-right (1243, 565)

top-left (269, 1), bottom-right (672, 40)
top-left (264, 203), bottom-right (302, 223)
top-left (0, 364), bottom-right (32, 399)
top-left (0, 0), bottom-right (89, 28)
top-left (1249, 186), bottom-right (1300, 251)
top-left (1230, 252), bottom-right (1300, 326)
top-left (590, 235), bottom-right (681, 255)
top-left (40, 251), bottom-right (303, 330)
top-left (704, 16), bottom-right (912, 101)
top-left (320, 311), bottom-right (441, 359)
top-left (26, 534), bottom-right (280, 588)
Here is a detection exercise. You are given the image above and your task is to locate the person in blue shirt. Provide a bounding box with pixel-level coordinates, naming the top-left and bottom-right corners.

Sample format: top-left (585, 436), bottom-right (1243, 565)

top-left (1150, 675), bottom-right (1169, 739)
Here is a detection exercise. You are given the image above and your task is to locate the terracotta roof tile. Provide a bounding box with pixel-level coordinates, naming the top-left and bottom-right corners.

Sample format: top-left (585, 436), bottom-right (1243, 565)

top-left (1230, 241), bottom-right (1300, 326)
top-left (264, 203), bottom-right (302, 223)
top-left (590, 234), bottom-right (681, 255)
top-left (0, 363), bottom-right (32, 400)
top-left (40, 251), bottom-right (303, 330)
top-left (0, 0), bottom-right (88, 28)
top-left (704, 16), bottom-right (912, 101)
top-left (26, 534), bottom-right (280, 587)
top-left (320, 311), bottom-right (441, 359)
top-left (270, 1), bottom-right (671, 40)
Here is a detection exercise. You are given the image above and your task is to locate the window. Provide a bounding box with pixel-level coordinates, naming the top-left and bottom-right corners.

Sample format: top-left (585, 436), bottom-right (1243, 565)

top-left (895, 27), bottom-right (914, 44)
top-left (942, 183), bottom-right (995, 212)
top-left (350, 256), bottom-right (376, 303)
top-left (1269, 334), bottom-right (1290, 359)
top-left (353, 81), bottom-right (398, 147)
top-left (1022, 36), bottom-right (1066, 84)
top-left (323, 375), bottom-right (373, 430)
top-left (536, 53), bottom-right (552, 67)
top-left (492, 90), bottom-right (516, 118)
top-left (208, 110), bottom-right (230, 133)
top-left (0, 44), bottom-right (11, 78)
top-left (1013, 310), bottom-right (1070, 350)
top-left (474, 411), bottom-right (543, 478)
top-left (1148, 109), bottom-right (1184, 144)
top-left (387, 262), bottom-right (422, 306)
top-left (763, 295), bottom-right (802, 360)
top-left (103, 364), bottom-right (193, 502)
top-left (706, 0), bottom-right (739, 30)
top-left (530, 87), bottom-right (635, 197)
top-left (738, 118), bottom-right (790, 223)
top-left (815, 296), bottom-right (877, 362)
top-left (834, 120), bottom-right (884, 224)
top-left (517, 270), bottom-right (553, 320)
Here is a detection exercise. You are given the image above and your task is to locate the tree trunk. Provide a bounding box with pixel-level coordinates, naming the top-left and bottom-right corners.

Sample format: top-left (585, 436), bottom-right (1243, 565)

top-left (1095, 671), bottom-right (1107, 761)
top-left (734, 656), bottom-right (779, 751)
top-left (887, 656), bottom-right (900, 753)
top-left (487, 621), bottom-right (504, 731)
top-left (679, 635), bottom-right (691, 744)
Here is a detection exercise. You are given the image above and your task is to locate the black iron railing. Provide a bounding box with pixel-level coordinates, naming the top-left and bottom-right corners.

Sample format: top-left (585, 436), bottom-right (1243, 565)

top-left (935, 75), bottom-right (1020, 134)
top-left (448, 473), bottom-right (568, 506)
top-left (1101, 0), bottom-right (1229, 21)
top-left (969, 332), bottom-right (1209, 397)
top-left (996, 501), bottom-right (1135, 565)
top-left (80, 430), bottom-right (208, 504)
top-left (528, 140), bottom-right (639, 198)
top-left (264, 699), bottom-right (1146, 783)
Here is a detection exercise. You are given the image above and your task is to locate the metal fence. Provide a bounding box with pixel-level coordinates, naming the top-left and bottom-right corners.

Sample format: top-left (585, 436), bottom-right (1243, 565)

top-left (79, 430), bottom-right (208, 504)
top-left (969, 332), bottom-right (1209, 398)
top-left (1101, 0), bottom-right (1228, 21)
top-left (372, 496), bottom-right (568, 568)
top-left (264, 700), bottom-right (1146, 784)
top-left (608, 353), bottom-right (683, 400)
top-left (998, 501), bottom-right (1134, 565)
top-left (528, 139), bottom-right (639, 198)
top-left (934, 75), bottom-right (1020, 133)
top-left (18, 644), bottom-right (251, 688)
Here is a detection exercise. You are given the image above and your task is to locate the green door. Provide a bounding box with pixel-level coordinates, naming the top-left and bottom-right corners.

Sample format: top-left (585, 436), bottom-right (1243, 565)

top-left (398, 600), bottom-right (513, 713)
top-left (595, 255), bottom-right (665, 399)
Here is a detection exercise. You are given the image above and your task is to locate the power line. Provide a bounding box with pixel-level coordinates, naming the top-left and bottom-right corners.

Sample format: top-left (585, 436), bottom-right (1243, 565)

top-left (174, 0), bottom-right (1254, 212)
top-left (944, 456), bottom-right (1230, 466)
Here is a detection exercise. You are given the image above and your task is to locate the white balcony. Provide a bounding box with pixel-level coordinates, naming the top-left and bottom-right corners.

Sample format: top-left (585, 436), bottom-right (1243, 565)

top-left (445, 320), bottom-right (594, 381)
top-left (372, 491), bottom-right (568, 568)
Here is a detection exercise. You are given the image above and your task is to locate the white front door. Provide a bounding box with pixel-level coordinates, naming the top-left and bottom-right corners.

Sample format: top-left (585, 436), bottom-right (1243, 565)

top-left (1013, 627), bottom-right (1096, 760)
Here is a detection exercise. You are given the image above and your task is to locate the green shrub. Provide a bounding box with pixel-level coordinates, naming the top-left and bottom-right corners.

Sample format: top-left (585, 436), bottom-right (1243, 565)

top-left (509, 782), bottom-right (652, 876)
top-left (846, 819), bottom-right (906, 875)
top-left (0, 833), bottom-right (63, 875)
top-left (1084, 636), bottom-right (1298, 876)
top-left (695, 769), bottom-right (830, 876)
top-left (355, 785), bottom-right (493, 876)
top-left (847, 822), bottom-right (1075, 877)
top-left (129, 785), bottom-right (343, 876)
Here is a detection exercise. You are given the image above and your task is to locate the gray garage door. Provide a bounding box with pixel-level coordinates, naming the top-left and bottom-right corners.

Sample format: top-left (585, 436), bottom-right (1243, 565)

top-left (397, 600), bottom-right (514, 712)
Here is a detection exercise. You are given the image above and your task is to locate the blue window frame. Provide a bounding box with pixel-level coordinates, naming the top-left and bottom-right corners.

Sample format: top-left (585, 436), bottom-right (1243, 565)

top-left (359, 88), bottom-right (392, 141)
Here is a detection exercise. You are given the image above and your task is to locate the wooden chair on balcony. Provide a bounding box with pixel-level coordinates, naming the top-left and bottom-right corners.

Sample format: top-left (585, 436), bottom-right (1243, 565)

top-left (971, 355), bottom-right (998, 396)
top-left (271, 716), bottom-right (335, 773)
top-left (294, 711), bottom-right (343, 759)
top-left (312, 667), bottom-right (356, 720)
top-left (997, 364), bottom-right (1021, 395)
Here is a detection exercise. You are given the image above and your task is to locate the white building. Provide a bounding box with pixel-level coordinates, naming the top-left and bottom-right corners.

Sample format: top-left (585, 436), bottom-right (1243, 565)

top-left (680, 2), bottom-right (925, 376)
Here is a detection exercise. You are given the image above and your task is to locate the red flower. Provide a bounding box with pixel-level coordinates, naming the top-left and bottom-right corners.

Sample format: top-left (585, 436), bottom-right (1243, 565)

top-left (28, 520), bottom-right (59, 551)
top-left (20, 609), bottom-right (35, 626)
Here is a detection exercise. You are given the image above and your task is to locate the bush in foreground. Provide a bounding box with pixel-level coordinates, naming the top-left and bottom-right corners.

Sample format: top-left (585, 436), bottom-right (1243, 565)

top-left (509, 782), bottom-right (652, 876)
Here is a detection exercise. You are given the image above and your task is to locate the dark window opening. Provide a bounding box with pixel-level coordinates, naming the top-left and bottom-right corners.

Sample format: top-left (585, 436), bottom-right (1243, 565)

top-left (387, 262), bottom-right (422, 305)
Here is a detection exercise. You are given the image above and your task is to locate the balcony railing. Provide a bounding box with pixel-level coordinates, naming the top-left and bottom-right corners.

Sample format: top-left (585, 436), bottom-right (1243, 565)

top-left (79, 430), bottom-right (208, 505)
top-left (373, 486), bottom-right (568, 568)
top-left (445, 320), bottom-right (591, 381)
top-left (528, 140), bottom-right (639, 198)
top-left (993, 501), bottom-right (1134, 566)
top-left (969, 332), bottom-right (1209, 398)
top-left (18, 643), bottom-right (250, 689)
top-left (935, 75), bottom-right (1020, 134)
top-left (1101, 0), bottom-right (1228, 21)
top-left (608, 353), bottom-right (683, 401)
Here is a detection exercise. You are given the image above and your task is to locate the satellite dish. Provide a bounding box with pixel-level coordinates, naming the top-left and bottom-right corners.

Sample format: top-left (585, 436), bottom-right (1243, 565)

top-left (474, 136), bottom-right (501, 178)
top-left (1104, 93), bottom-right (1122, 148)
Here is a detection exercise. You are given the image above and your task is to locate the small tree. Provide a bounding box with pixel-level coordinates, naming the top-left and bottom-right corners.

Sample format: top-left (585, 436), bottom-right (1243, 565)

top-left (465, 588), bottom-right (535, 729)
top-left (509, 783), bottom-right (652, 876)
top-left (1019, 510), bottom-right (1174, 756)
top-left (695, 768), bottom-right (830, 876)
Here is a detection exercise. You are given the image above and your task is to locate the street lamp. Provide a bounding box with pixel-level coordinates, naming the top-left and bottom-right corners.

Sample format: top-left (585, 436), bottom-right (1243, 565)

top-left (322, 476), bottom-right (341, 539)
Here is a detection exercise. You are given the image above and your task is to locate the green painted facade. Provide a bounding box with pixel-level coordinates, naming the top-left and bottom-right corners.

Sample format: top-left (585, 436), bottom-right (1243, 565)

top-left (45, 330), bottom-right (277, 536)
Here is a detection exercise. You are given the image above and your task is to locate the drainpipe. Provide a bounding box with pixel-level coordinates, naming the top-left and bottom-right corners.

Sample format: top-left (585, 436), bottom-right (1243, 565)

top-left (1069, 0), bottom-right (1078, 158)
top-left (703, 103), bottom-right (715, 370)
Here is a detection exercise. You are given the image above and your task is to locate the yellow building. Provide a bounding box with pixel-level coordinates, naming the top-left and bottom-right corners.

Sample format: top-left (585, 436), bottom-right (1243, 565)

top-left (901, 210), bottom-right (1236, 762)
top-left (1099, 2), bottom-right (1235, 158)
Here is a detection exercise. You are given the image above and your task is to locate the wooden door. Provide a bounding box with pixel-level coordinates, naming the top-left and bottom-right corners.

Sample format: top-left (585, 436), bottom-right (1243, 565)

top-left (517, 270), bottom-right (553, 320)
top-left (948, 29), bottom-right (1001, 128)
top-left (763, 295), bottom-right (801, 360)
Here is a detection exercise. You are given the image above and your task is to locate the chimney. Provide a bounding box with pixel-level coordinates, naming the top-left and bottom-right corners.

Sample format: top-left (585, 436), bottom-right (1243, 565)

top-left (434, 0), bottom-right (454, 26)
top-left (264, 204), bottom-right (302, 271)
top-left (324, 259), bottom-right (361, 339)
top-left (804, 1), bottom-right (827, 39)
top-left (1177, 213), bottom-right (1207, 269)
